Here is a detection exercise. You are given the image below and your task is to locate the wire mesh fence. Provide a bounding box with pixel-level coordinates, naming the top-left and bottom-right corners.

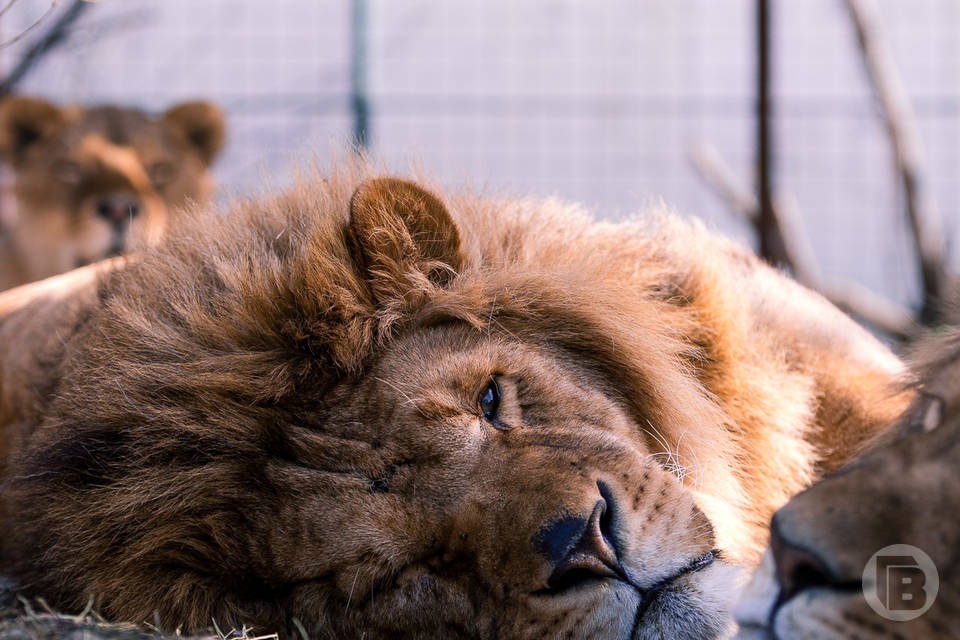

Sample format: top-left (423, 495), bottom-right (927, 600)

top-left (1, 0), bottom-right (958, 311)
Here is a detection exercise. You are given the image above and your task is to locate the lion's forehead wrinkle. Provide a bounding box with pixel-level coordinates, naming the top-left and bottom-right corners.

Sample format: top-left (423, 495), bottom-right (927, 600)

top-left (267, 441), bottom-right (387, 481)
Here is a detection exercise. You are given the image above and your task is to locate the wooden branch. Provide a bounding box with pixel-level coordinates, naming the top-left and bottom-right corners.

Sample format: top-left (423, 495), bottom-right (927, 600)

top-left (692, 143), bottom-right (816, 279)
top-left (0, 0), bottom-right (91, 94)
top-left (846, 0), bottom-right (948, 321)
top-left (768, 193), bottom-right (822, 290)
top-left (691, 142), bottom-right (917, 339)
top-left (0, 1), bottom-right (57, 50)
top-left (0, 0), bottom-right (26, 23)
top-left (755, 0), bottom-right (776, 262)
top-left (822, 280), bottom-right (916, 341)
top-left (691, 144), bottom-right (758, 224)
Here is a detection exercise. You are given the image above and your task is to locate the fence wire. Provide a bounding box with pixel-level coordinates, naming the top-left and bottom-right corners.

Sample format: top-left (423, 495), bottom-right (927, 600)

top-left (1, 0), bottom-right (957, 310)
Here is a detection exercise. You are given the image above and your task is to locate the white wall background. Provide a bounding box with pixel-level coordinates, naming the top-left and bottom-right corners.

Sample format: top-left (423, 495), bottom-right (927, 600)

top-left (3, 0), bottom-right (959, 311)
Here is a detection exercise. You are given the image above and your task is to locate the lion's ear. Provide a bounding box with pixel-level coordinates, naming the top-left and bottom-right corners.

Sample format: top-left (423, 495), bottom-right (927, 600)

top-left (162, 101), bottom-right (225, 166)
top-left (0, 96), bottom-right (66, 167)
top-left (349, 177), bottom-right (464, 304)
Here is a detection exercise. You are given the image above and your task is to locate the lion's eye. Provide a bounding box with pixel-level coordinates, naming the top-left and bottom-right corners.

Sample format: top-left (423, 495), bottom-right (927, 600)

top-left (479, 379), bottom-right (501, 425)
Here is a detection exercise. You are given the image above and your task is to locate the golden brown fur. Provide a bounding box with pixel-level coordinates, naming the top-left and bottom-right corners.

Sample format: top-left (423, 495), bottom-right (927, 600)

top-left (0, 96), bottom-right (224, 290)
top-left (0, 165), bottom-right (910, 639)
top-left (736, 330), bottom-right (959, 640)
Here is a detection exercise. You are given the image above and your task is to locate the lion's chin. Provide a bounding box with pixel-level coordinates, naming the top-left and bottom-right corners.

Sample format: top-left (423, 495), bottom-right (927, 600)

top-left (631, 560), bottom-right (741, 640)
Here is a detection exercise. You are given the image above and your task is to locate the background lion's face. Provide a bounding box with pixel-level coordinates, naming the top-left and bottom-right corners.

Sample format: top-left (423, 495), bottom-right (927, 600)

top-left (0, 97), bottom-right (224, 286)
top-left (250, 323), bottom-right (735, 639)
top-left (737, 333), bottom-right (960, 639)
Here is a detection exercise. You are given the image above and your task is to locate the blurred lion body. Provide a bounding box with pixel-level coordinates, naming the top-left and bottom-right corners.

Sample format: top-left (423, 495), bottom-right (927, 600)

top-left (0, 96), bottom-right (224, 291)
top-left (0, 166), bottom-right (909, 639)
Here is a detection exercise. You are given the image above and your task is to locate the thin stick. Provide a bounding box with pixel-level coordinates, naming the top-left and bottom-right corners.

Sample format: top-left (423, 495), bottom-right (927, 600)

top-left (0, 0), bottom-right (91, 93)
top-left (692, 145), bottom-right (819, 285)
top-left (755, 0), bottom-right (777, 262)
top-left (769, 193), bottom-right (822, 290)
top-left (349, 0), bottom-right (369, 149)
top-left (691, 142), bottom-right (916, 339)
top-left (845, 0), bottom-right (947, 322)
top-left (822, 280), bottom-right (915, 341)
top-left (0, 1), bottom-right (58, 50)
top-left (691, 144), bottom-right (758, 225)
top-left (0, 0), bottom-right (24, 22)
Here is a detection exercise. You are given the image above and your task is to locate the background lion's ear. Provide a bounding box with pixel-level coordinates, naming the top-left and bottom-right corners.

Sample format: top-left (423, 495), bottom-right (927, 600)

top-left (349, 177), bottom-right (464, 304)
top-left (161, 100), bottom-right (225, 166)
top-left (0, 96), bottom-right (66, 167)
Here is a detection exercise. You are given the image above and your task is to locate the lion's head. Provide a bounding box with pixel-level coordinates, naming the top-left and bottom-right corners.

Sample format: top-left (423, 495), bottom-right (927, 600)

top-left (0, 171), bottom-right (908, 639)
top-left (0, 96), bottom-right (225, 290)
top-left (736, 331), bottom-right (959, 639)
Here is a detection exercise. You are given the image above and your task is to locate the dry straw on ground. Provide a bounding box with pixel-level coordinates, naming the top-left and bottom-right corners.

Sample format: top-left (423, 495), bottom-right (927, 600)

top-left (0, 583), bottom-right (280, 640)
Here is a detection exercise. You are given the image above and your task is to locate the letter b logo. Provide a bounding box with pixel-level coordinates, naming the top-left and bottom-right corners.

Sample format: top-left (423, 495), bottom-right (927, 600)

top-left (864, 545), bottom-right (938, 621)
top-left (876, 555), bottom-right (926, 610)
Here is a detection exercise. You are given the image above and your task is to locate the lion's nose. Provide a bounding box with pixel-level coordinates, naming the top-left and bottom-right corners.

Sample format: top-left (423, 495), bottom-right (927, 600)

top-left (769, 513), bottom-right (840, 600)
top-left (534, 481), bottom-right (626, 591)
top-left (96, 194), bottom-right (142, 226)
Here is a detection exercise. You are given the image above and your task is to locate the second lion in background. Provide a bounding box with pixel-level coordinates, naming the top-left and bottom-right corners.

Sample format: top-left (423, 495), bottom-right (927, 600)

top-left (0, 96), bottom-right (225, 291)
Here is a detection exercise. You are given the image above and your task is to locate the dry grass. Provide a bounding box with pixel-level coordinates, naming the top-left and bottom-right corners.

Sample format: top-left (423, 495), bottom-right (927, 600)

top-left (0, 580), bottom-right (280, 640)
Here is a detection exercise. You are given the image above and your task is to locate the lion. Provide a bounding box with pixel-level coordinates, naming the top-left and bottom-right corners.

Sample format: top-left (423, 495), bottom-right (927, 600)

top-left (0, 95), bottom-right (225, 291)
top-left (735, 330), bottom-right (959, 640)
top-left (0, 166), bottom-right (911, 639)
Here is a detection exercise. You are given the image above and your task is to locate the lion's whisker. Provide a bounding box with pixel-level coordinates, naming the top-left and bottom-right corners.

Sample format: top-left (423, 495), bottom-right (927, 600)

top-left (344, 566), bottom-right (362, 614)
top-left (372, 377), bottom-right (418, 408)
